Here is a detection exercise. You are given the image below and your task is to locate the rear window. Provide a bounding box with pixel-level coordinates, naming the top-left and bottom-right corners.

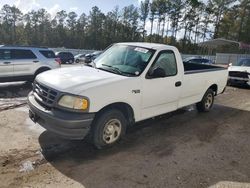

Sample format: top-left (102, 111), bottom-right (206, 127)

top-left (39, 50), bottom-right (56, 58)
top-left (12, 49), bottom-right (37, 59)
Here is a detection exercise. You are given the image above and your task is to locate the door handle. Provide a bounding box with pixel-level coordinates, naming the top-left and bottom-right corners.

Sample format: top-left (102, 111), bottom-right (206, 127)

top-left (33, 60), bottom-right (39, 63)
top-left (3, 62), bottom-right (11, 64)
top-left (175, 81), bottom-right (182, 87)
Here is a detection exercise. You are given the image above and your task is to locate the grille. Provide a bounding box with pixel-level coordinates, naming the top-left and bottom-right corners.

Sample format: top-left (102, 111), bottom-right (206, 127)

top-left (229, 71), bottom-right (249, 78)
top-left (33, 82), bottom-right (58, 108)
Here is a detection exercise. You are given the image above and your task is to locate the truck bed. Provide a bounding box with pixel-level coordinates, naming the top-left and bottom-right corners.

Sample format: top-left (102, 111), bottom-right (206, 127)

top-left (183, 62), bottom-right (226, 74)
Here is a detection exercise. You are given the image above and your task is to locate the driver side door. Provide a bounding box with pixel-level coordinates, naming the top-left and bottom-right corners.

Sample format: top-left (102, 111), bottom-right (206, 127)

top-left (141, 50), bottom-right (182, 120)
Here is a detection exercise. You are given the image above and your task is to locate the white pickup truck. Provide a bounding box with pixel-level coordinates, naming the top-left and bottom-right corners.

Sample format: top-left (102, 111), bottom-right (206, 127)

top-left (28, 42), bottom-right (228, 148)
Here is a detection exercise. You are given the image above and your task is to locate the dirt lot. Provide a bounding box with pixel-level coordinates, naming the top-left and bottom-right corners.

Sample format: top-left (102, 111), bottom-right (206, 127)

top-left (0, 81), bottom-right (249, 188)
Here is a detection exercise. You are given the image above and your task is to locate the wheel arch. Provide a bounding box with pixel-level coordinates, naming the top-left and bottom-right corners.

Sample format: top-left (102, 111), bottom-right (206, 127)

top-left (96, 102), bottom-right (135, 126)
top-left (208, 84), bottom-right (218, 96)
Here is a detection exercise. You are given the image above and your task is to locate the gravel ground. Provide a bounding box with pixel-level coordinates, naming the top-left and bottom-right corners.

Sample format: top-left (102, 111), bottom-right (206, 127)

top-left (0, 82), bottom-right (249, 188)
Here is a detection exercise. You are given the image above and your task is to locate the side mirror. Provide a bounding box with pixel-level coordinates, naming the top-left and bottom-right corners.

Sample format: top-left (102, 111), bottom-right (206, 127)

top-left (150, 67), bottom-right (166, 78)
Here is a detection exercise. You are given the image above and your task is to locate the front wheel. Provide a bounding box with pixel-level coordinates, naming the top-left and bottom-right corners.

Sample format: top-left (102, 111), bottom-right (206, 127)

top-left (196, 89), bottom-right (214, 112)
top-left (92, 109), bottom-right (127, 149)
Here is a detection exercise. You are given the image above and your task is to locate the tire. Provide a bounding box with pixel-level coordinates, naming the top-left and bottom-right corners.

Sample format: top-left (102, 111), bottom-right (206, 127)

top-left (92, 109), bottom-right (127, 149)
top-left (227, 80), bottom-right (232, 86)
top-left (196, 89), bottom-right (214, 112)
top-left (68, 59), bottom-right (73, 64)
top-left (75, 59), bottom-right (79, 63)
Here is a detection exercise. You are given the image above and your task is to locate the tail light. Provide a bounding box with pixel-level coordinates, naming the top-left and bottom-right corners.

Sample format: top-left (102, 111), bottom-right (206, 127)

top-left (55, 58), bottom-right (61, 67)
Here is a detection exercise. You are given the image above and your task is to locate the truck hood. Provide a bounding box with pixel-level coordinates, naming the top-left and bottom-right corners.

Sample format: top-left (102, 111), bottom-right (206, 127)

top-left (229, 66), bottom-right (250, 73)
top-left (36, 66), bottom-right (127, 94)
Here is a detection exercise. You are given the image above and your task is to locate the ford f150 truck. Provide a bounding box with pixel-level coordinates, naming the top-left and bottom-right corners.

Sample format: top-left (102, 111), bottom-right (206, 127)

top-left (28, 42), bottom-right (228, 148)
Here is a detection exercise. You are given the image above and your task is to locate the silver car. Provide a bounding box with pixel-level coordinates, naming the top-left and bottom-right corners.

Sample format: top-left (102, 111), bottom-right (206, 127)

top-left (0, 45), bottom-right (61, 82)
top-left (74, 53), bottom-right (86, 63)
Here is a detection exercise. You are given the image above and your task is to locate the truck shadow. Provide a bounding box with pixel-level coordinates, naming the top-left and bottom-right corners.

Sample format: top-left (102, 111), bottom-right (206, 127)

top-left (38, 108), bottom-right (187, 162)
top-left (0, 81), bottom-right (32, 98)
top-left (38, 104), bottom-right (250, 188)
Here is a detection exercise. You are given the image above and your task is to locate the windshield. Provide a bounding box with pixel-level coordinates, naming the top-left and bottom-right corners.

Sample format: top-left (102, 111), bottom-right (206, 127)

top-left (94, 44), bottom-right (155, 76)
top-left (235, 59), bottom-right (250, 67)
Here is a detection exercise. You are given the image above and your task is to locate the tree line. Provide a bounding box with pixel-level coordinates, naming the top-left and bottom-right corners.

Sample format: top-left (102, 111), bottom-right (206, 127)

top-left (0, 0), bottom-right (249, 53)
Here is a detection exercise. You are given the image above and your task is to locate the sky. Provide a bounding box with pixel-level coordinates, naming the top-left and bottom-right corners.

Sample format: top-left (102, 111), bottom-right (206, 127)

top-left (0, 0), bottom-right (143, 17)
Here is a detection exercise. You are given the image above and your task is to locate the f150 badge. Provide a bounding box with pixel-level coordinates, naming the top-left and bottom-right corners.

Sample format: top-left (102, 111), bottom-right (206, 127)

top-left (132, 90), bottom-right (140, 94)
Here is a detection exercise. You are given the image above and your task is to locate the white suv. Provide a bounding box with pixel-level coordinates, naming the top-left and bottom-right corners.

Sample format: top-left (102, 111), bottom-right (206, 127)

top-left (0, 45), bottom-right (61, 82)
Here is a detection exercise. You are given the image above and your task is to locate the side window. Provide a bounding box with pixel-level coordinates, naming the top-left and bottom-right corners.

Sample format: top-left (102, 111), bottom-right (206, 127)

top-left (150, 50), bottom-right (177, 77)
top-left (190, 59), bottom-right (199, 63)
top-left (39, 50), bottom-right (56, 58)
top-left (0, 50), bottom-right (3, 60)
top-left (0, 49), bottom-right (11, 60)
top-left (12, 49), bottom-right (37, 59)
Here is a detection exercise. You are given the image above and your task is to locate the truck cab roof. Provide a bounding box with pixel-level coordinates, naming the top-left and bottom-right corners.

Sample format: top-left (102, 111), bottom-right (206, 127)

top-left (118, 42), bottom-right (176, 51)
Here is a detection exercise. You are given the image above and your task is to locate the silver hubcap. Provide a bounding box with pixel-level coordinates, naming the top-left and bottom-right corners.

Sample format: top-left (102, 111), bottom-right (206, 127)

top-left (103, 119), bottom-right (122, 144)
top-left (205, 93), bottom-right (213, 109)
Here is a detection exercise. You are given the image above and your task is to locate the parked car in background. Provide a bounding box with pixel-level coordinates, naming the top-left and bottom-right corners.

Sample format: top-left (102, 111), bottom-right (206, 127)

top-left (55, 52), bottom-right (74, 64)
top-left (0, 45), bottom-right (60, 82)
top-left (84, 51), bottom-right (102, 64)
top-left (228, 58), bottom-right (250, 86)
top-left (74, 54), bottom-right (86, 63)
top-left (183, 57), bottom-right (214, 65)
top-left (28, 42), bottom-right (228, 149)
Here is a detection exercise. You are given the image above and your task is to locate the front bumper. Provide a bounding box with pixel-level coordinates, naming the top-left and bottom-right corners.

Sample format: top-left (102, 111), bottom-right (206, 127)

top-left (228, 76), bottom-right (250, 85)
top-left (28, 93), bottom-right (95, 140)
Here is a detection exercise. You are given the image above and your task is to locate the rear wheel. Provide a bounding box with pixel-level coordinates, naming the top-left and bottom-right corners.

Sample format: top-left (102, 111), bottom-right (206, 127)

top-left (196, 89), bottom-right (214, 112)
top-left (92, 109), bottom-right (127, 149)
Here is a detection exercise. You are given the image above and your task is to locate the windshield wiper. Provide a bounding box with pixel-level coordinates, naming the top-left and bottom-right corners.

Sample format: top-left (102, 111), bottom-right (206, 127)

top-left (99, 64), bottom-right (137, 77)
top-left (101, 64), bottom-right (123, 75)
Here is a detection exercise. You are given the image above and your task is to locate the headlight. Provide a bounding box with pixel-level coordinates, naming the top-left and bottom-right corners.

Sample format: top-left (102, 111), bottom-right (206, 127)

top-left (58, 95), bottom-right (89, 110)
